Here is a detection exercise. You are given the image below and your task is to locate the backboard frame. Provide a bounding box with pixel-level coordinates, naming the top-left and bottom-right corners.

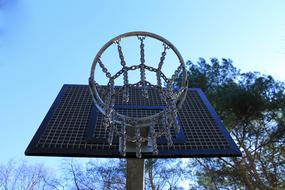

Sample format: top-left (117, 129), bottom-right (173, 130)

top-left (25, 84), bottom-right (242, 158)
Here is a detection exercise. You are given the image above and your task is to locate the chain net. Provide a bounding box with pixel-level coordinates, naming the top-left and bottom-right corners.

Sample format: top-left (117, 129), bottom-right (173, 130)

top-left (89, 32), bottom-right (188, 158)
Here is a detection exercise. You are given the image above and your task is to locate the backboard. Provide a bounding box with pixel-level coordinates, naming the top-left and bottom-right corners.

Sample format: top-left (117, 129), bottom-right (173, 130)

top-left (25, 84), bottom-right (242, 158)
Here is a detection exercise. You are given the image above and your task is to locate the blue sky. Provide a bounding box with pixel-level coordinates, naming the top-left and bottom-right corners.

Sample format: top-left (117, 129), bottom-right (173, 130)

top-left (0, 0), bottom-right (285, 168)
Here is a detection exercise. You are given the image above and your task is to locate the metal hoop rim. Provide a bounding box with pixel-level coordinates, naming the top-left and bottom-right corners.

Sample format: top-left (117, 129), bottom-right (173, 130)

top-left (89, 31), bottom-right (188, 123)
top-left (90, 31), bottom-right (186, 82)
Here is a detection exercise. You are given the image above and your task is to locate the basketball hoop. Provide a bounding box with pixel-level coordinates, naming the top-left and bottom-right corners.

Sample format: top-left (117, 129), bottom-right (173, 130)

top-left (89, 31), bottom-right (188, 158)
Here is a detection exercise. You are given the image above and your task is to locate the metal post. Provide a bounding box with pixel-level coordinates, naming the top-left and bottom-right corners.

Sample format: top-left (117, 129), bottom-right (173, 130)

top-left (126, 158), bottom-right (145, 190)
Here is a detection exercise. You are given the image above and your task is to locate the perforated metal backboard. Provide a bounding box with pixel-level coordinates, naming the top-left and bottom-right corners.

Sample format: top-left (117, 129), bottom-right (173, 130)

top-left (25, 84), bottom-right (241, 158)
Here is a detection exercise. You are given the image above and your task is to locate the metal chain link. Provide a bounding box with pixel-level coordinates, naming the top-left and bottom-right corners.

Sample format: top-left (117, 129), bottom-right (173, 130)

top-left (116, 41), bottom-right (129, 102)
top-left (108, 123), bottom-right (115, 145)
top-left (162, 111), bottom-right (173, 146)
top-left (104, 79), bottom-right (115, 132)
top-left (171, 63), bottom-right (183, 81)
top-left (138, 36), bottom-right (148, 98)
top-left (98, 59), bottom-right (112, 78)
top-left (116, 41), bottom-right (126, 67)
top-left (157, 44), bottom-right (169, 87)
top-left (149, 122), bottom-right (158, 155)
top-left (168, 97), bottom-right (180, 134)
top-left (119, 121), bottom-right (127, 156)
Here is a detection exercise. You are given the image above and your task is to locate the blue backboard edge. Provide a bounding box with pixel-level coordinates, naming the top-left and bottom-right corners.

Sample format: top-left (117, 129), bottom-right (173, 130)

top-left (193, 88), bottom-right (242, 156)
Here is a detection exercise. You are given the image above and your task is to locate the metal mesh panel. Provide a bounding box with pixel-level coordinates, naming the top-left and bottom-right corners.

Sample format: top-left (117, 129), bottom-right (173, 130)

top-left (35, 86), bottom-right (118, 151)
top-left (87, 108), bottom-right (185, 144)
top-left (96, 86), bottom-right (165, 106)
top-left (25, 85), bottom-right (241, 158)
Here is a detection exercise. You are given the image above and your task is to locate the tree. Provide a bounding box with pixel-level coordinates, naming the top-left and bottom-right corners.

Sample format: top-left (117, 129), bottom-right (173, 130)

top-left (145, 159), bottom-right (188, 190)
top-left (62, 159), bottom-right (126, 190)
top-left (179, 58), bottom-right (285, 189)
top-left (86, 159), bottom-right (126, 190)
top-left (0, 160), bottom-right (63, 190)
top-left (62, 158), bottom-right (189, 190)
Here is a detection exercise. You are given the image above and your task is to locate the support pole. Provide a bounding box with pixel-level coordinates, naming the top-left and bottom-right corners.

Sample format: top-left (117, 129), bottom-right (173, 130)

top-left (126, 158), bottom-right (145, 190)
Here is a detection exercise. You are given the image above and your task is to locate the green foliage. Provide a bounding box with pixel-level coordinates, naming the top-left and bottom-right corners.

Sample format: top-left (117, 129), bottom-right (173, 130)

top-left (180, 58), bottom-right (285, 189)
